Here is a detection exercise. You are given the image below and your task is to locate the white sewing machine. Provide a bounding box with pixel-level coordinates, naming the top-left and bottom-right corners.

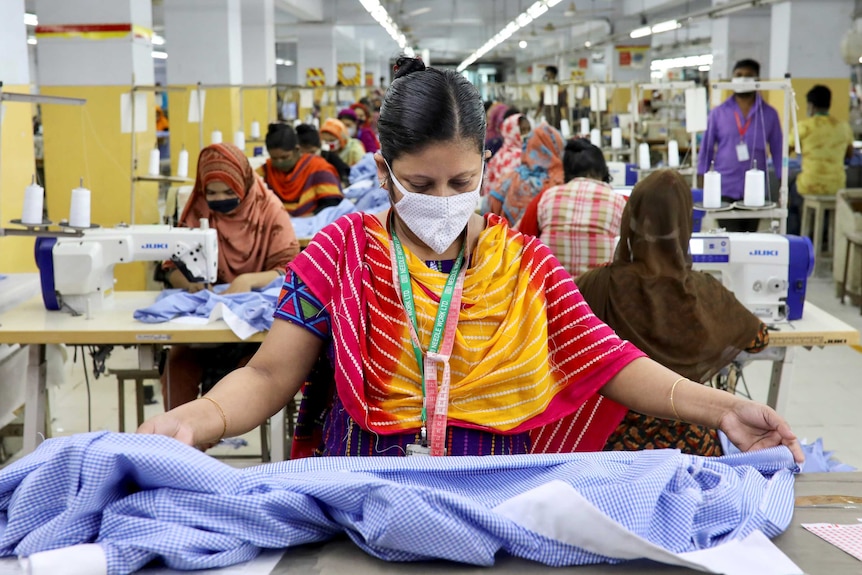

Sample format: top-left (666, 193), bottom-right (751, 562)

top-left (690, 232), bottom-right (814, 321)
top-left (35, 223), bottom-right (218, 313)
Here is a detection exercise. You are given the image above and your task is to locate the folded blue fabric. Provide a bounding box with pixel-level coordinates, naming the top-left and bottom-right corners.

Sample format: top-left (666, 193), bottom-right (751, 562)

top-left (133, 277), bottom-right (283, 333)
top-left (0, 432), bottom-right (797, 575)
top-left (290, 198), bottom-right (356, 238)
top-left (348, 153), bottom-right (379, 186)
top-left (719, 431), bottom-right (855, 473)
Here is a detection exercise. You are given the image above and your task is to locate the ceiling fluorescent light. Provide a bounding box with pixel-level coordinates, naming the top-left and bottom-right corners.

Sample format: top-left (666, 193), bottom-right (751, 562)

top-left (27, 36), bottom-right (37, 45)
top-left (358, 0), bottom-right (414, 57)
top-left (651, 20), bottom-right (680, 34)
top-left (457, 0), bottom-right (562, 72)
top-left (152, 34), bottom-right (165, 46)
top-left (24, 13), bottom-right (38, 26)
top-left (630, 26), bottom-right (652, 38)
top-left (152, 51), bottom-right (168, 59)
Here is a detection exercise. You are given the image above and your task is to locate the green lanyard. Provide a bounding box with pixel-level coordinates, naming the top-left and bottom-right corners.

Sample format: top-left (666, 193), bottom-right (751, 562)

top-left (389, 220), bottom-right (465, 424)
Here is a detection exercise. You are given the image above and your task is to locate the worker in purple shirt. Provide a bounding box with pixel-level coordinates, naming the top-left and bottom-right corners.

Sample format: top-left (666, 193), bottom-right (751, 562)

top-left (697, 59), bottom-right (784, 232)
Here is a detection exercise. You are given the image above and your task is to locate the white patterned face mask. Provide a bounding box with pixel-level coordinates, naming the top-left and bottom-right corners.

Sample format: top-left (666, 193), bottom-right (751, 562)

top-left (385, 160), bottom-right (483, 254)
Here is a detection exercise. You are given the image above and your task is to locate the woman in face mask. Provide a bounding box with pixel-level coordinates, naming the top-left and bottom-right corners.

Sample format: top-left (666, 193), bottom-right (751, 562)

top-left (139, 57), bottom-right (803, 467)
top-left (160, 143), bottom-right (300, 410)
top-left (320, 117), bottom-right (366, 167)
top-left (338, 107), bottom-right (379, 154)
top-left (258, 123), bottom-right (343, 217)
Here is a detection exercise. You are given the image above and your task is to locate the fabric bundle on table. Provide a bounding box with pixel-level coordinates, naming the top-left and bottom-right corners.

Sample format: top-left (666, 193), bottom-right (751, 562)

top-left (133, 278), bottom-right (283, 339)
top-left (0, 433), bottom-right (799, 575)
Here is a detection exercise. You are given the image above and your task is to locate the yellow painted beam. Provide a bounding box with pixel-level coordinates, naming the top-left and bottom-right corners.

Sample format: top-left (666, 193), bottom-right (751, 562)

top-left (0, 84), bottom-right (38, 273)
top-left (41, 85), bottom-right (159, 290)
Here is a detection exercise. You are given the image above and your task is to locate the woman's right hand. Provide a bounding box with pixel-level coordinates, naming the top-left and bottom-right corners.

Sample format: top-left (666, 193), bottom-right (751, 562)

top-left (488, 196), bottom-right (503, 215)
top-left (137, 412), bottom-right (198, 446)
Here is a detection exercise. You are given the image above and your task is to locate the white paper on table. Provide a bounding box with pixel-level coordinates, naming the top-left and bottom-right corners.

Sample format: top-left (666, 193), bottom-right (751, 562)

top-left (685, 87), bottom-right (708, 133)
top-left (120, 92), bottom-right (148, 134)
top-left (495, 480), bottom-right (802, 575)
top-left (299, 89), bottom-right (314, 109)
top-left (187, 89), bottom-right (206, 123)
top-left (20, 544), bottom-right (107, 575)
top-left (169, 302), bottom-right (259, 340)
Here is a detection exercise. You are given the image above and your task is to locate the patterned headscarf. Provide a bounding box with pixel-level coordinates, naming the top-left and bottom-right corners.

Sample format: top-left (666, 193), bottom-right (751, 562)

top-left (499, 123), bottom-right (565, 225)
top-left (483, 114), bottom-right (524, 196)
top-left (181, 143), bottom-right (299, 282)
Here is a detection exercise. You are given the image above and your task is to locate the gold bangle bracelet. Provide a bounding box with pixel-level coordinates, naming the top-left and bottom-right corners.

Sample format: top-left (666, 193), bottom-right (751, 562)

top-left (669, 377), bottom-right (686, 421)
top-left (201, 396), bottom-right (228, 442)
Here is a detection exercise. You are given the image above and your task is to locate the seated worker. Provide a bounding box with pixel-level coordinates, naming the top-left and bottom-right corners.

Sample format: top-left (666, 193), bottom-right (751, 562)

top-left (161, 143), bottom-right (300, 410)
top-left (140, 56), bottom-right (802, 465)
top-left (574, 169), bottom-right (768, 456)
top-left (518, 138), bottom-right (627, 277)
top-left (320, 118), bottom-right (366, 167)
top-left (482, 111), bottom-right (529, 197)
top-left (490, 123), bottom-right (566, 226)
top-left (338, 106), bottom-right (379, 154)
top-left (258, 123), bottom-right (343, 217)
top-left (295, 123), bottom-right (351, 186)
top-left (788, 85), bottom-right (855, 235)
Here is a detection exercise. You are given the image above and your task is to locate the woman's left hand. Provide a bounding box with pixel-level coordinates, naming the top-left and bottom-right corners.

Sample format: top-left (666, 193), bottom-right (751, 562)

top-left (222, 274), bottom-right (255, 294)
top-left (719, 399), bottom-right (804, 464)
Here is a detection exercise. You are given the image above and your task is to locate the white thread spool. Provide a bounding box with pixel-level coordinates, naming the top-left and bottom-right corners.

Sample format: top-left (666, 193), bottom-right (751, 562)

top-left (177, 148), bottom-right (189, 178)
top-left (638, 143), bottom-right (651, 171)
top-left (744, 162), bottom-right (766, 207)
top-left (667, 140), bottom-right (680, 168)
top-left (21, 180), bottom-right (44, 225)
top-left (233, 130), bottom-right (246, 150)
top-left (147, 148), bottom-right (160, 176)
top-left (590, 128), bottom-right (602, 148)
top-left (69, 183), bottom-right (91, 228)
top-left (250, 120), bottom-right (261, 139)
top-left (703, 168), bottom-right (722, 208)
top-left (559, 119), bottom-right (572, 139)
top-left (210, 130), bottom-right (223, 144)
top-left (611, 127), bottom-right (623, 150)
top-left (579, 117), bottom-right (590, 135)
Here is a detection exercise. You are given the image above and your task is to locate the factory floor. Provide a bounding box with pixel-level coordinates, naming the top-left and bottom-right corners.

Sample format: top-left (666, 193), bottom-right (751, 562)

top-left (2, 274), bottom-right (862, 470)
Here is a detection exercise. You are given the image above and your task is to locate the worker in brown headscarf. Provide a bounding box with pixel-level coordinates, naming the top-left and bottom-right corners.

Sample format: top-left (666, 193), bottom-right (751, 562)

top-left (576, 169), bottom-right (769, 456)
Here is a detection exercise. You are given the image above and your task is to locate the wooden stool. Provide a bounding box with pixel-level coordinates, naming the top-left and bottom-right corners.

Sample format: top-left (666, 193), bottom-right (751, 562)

top-left (800, 194), bottom-right (838, 257)
top-left (108, 368), bottom-right (160, 432)
top-left (841, 231), bottom-right (862, 314)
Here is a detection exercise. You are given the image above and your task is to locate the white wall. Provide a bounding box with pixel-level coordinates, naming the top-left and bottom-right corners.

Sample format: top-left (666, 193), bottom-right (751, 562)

top-left (164, 0), bottom-right (243, 85)
top-left (772, 0), bottom-right (853, 78)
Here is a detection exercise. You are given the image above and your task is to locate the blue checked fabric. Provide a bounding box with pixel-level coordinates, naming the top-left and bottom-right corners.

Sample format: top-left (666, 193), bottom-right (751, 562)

top-left (0, 432), bottom-right (797, 575)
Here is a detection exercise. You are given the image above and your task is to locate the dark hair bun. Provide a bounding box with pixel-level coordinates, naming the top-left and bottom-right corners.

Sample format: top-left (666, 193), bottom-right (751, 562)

top-left (393, 56), bottom-right (426, 80)
top-left (565, 137), bottom-right (597, 154)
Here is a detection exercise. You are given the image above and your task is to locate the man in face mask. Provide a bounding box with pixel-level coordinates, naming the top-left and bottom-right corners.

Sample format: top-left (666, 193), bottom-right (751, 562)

top-left (696, 58), bottom-right (784, 232)
top-left (258, 122), bottom-right (344, 216)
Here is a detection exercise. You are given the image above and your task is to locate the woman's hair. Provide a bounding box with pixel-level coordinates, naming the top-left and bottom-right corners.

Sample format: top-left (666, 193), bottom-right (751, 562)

top-left (503, 106), bottom-right (521, 120)
top-left (295, 123), bottom-right (321, 149)
top-left (377, 56), bottom-right (486, 163)
top-left (563, 138), bottom-right (611, 183)
top-left (265, 122), bottom-right (298, 152)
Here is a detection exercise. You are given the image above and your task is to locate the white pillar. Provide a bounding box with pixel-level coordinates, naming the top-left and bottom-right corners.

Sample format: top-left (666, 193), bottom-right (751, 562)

top-left (710, 0), bottom-right (771, 81)
top-left (292, 24), bottom-right (336, 86)
top-left (242, 0), bottom-right (275, 85)
top-left (770, 0), bottom-right (853, 80)
top-left (0, 0), bottom-right (31, 85)
top-left (164, 0), bottom-right (242, 85)
top-left (35, 0), bottom-right (154, 86)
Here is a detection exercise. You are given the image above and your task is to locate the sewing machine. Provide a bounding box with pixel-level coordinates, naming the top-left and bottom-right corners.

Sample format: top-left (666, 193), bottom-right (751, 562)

top-left (35, 223), bottom-right (218, 313)
top-left (690, 232), bottom-right (814, 321)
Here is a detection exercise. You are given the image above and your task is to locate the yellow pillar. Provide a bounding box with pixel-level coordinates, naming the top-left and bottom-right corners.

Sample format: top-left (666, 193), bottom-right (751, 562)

top-left (41, 86), bottom-right (159, 290)
top-left (0, 85), bottom-right (37, 273)
top-left (35, 0), bottom-right (159, 290)
top-left (168, 86), bottom-right (241, 178)
top-left (240, 87), bottom-right (274, 155)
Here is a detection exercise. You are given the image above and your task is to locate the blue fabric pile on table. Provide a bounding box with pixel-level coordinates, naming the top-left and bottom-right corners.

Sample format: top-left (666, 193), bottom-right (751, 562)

top-left (0, 432), bottom-right (798, 575)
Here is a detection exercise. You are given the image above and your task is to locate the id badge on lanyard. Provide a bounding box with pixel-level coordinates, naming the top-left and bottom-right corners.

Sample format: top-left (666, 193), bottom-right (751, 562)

top-left (734, 110), bottom-right (752, 162)
top-left (389, 217), bottom-right (466, 457)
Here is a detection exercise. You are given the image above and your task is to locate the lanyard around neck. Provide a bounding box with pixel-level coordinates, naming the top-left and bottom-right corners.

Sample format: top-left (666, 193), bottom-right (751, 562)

top-left (389, 215), bottom-right (466, 424)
